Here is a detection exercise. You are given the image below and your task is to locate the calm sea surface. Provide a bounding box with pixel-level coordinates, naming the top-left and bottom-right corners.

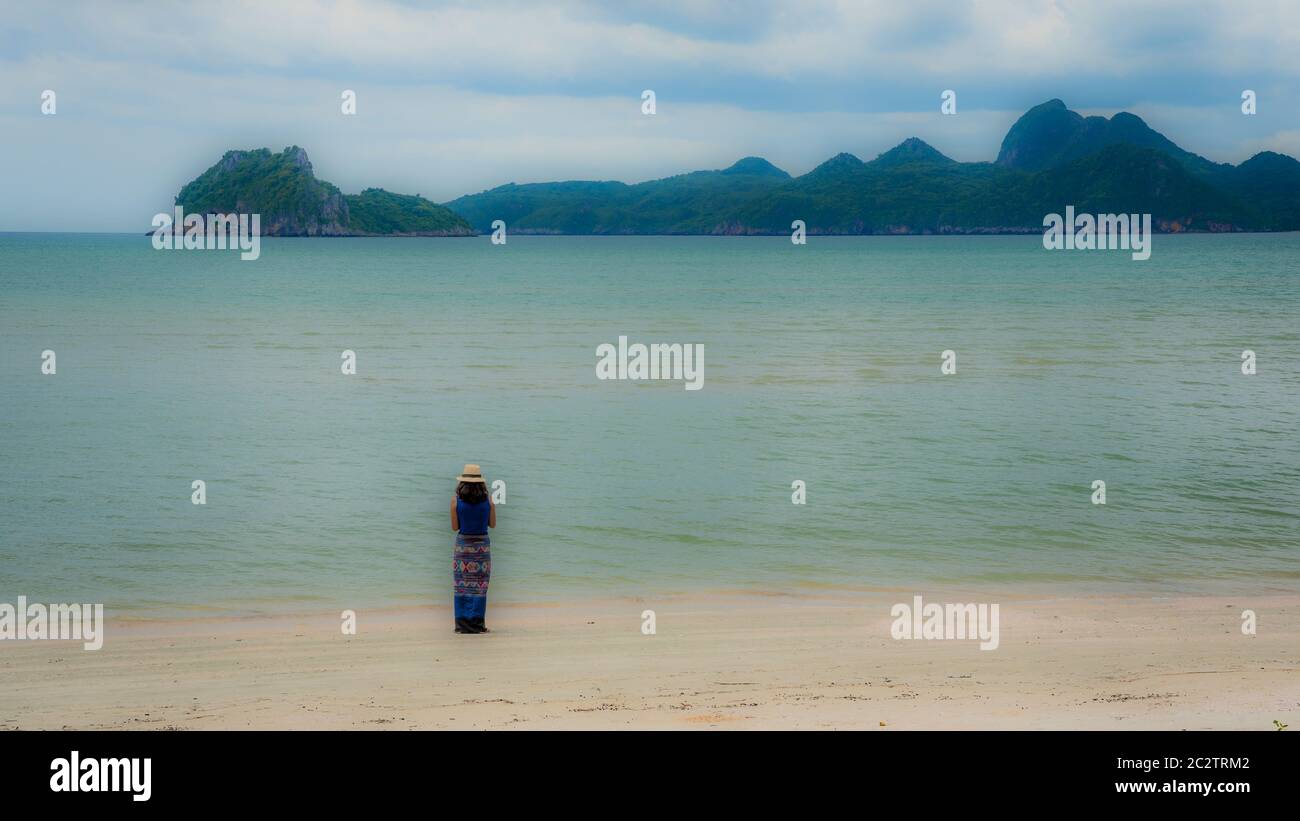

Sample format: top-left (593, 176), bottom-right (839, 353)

top-left (2, 233), bottom-right (1298, 615)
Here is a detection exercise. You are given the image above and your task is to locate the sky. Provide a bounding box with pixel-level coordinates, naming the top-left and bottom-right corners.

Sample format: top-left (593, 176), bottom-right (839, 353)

top-left (2, 0), bottom-right (1299, 231)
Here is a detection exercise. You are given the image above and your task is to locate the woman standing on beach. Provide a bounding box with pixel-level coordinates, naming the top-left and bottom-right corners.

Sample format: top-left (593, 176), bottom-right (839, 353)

top-left (450, 464), bottom-right (495, 633)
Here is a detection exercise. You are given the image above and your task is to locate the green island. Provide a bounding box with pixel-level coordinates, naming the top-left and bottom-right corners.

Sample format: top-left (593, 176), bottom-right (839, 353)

top-left (445, 99), bottom-right (1300, 235)
top-left (175, 100), bottom-right (1300, 236)
top-left (174, 146), bottom-right (474, 236)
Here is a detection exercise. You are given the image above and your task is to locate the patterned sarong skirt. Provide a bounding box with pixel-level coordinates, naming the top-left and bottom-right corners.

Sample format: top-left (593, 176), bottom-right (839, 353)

top-left (453, 532), bottom-right (491, 632)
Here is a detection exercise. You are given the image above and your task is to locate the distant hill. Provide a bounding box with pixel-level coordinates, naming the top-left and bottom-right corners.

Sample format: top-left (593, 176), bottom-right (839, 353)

top-left (995, 99), bottom-right (1224, 175)
top-left (174, 147), bottom-right (474, 236)
top-left (874, 137), bottom-right (957, 168)
top-left (444, 100), bottom-right (1298, 234)
top-left (444, 158), bottom-right (794, 235)
top-left (174, 101), bottom-right (1299, 237)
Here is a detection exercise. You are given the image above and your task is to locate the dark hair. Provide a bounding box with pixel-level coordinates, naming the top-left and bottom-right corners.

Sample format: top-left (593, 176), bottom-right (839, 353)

top-left (456, 481), bottom-right (488, 504)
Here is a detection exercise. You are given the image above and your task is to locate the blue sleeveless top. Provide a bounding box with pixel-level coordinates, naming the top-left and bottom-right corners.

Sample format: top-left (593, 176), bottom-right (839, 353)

top-left (456, 498), bottom-right (490, 535)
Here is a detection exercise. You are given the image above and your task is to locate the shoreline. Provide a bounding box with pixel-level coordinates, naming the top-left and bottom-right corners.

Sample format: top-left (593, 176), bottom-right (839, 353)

top-left (3, 589), bottom-right (1296, 730)
top-left (55, 573), bottom-right (1300, 623)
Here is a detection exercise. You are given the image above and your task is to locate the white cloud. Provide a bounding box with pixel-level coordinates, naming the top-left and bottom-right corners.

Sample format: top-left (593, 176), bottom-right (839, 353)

top-left (7, 0), bottom-right (1300, 86)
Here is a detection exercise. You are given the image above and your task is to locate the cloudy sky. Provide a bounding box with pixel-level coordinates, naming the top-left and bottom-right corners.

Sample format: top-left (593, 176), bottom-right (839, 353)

top-left (3, 0), bottom-right (1298, 231)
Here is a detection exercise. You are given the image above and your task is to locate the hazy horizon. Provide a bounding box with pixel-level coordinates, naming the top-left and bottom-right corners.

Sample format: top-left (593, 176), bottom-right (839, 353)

top-left (3, 0), bottom-right (1299, 231)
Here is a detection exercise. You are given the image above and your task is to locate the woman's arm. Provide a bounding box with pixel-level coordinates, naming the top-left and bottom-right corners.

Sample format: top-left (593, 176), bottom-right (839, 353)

top-left (450, 495), bottom-right (459, 532)
top-left (488, 497), bottom-right (496, 529)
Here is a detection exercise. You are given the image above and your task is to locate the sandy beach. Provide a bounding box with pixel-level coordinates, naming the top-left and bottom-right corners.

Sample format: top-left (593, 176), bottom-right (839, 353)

top-left (2, 589), bottom-right (1296, 730)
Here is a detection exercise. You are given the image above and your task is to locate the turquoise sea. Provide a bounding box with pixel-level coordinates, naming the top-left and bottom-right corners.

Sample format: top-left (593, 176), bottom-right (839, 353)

top-left (1, 233), bottom-right (1298, 615)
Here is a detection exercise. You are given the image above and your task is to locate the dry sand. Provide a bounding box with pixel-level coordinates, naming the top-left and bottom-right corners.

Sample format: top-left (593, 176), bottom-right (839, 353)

top-left (2, 590), bottom-right (1297, 730)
